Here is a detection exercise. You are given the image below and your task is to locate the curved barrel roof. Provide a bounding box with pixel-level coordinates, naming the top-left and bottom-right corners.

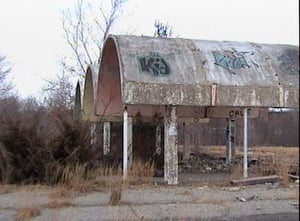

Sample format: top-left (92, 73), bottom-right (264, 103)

top-left (96, 35), bottom-right (299, 117)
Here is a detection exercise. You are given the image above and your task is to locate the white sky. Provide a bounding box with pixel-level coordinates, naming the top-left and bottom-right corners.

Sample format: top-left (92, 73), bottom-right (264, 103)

top-left (0, 0), bottom-right (299, 99)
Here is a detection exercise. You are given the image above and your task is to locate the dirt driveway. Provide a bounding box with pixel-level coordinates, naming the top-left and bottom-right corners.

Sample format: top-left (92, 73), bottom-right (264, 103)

top-left (0, 177), bottom-right (299, 221)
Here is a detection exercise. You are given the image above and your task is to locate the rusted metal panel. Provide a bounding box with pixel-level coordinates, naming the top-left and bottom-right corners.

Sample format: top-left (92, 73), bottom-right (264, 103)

top-left (97, 35), bottom-right (299, 114)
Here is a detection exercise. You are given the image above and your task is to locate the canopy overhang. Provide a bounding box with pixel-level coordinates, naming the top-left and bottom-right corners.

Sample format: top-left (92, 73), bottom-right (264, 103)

top-left (96, 35), bottom-right (299, 118)
top-left (93, 35), bottom-right (299, 185)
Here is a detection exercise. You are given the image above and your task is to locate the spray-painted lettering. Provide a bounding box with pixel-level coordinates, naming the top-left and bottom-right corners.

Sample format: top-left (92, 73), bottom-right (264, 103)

top-left (213, 49), bottom-right (253, 74)
top-left (138, 53), bottom-right (170, 76)
top-left (229, 108), bottom-right (251, 118)
top-left (278, 49), bottom-right (299, 75)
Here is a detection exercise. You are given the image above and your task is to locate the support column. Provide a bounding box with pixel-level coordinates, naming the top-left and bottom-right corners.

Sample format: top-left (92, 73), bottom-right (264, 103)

top-left (128, 117), bottom-right (133, 167)
top-left (90, 123), bottom-right (97, 147)
top-left (243, 108), bottom-right (248, 178)
top-left (123, 107), bottom-right (132, 180)
top-left (155, 125), bottom-right (162, 156)
top-left (164, 105), bottom-right (179, 185)
top-left (103, 122), bottom-right (110, 156)
top-left (182, 122), bottom-right (191, 161)
top-left (226, 118), bottom-right (236, 164)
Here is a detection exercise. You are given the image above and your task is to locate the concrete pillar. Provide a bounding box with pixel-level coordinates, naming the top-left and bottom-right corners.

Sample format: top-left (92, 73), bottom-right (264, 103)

top-left (127, 116), bottom-right (133, 167)
top-left (226, 118), bottom-right (236, 164)
top-left (155, 125), bottom-right (162, 155)
top-left (103, 122), bottom-right (110, 156)
top-left (182, 122), bottom-right (190, 161)
top-left (243, 108), bottom-right (248, 178)
top-left (123, 107), bottom-right (133, 180)
top-left (164, 105), bottom-right (179, 185)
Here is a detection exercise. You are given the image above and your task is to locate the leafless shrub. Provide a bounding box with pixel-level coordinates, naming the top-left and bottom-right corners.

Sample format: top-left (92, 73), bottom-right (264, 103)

top-left (0, 96), bottom-right (101, 184)
top-left (0, 142), bottom-right (12, 183)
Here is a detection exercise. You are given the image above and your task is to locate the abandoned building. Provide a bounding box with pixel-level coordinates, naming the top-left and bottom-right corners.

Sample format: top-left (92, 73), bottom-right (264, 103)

top-left (75, 35), bottom-right (299, 185)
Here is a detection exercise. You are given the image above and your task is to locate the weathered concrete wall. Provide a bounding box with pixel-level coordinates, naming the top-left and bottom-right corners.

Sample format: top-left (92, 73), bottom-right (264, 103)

top-left (111, 35), bottom-right (299, 108)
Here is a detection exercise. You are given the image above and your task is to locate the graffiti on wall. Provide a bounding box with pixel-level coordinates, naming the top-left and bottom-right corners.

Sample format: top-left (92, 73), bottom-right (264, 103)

top-left (277, 49), bottom-right (299, 75)
top-left (137, 53), bottom-right (170, 76)
top-left (212, 49), bottom-right (254, 74)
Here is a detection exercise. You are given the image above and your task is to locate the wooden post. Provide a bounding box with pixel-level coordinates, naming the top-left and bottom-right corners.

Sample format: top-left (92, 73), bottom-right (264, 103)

top-left (243, 108), bottom-right (248, 178)
top-left (164, 105), bottom-right (179, 185)
top-left (103, 122), bottom-right (110, 155)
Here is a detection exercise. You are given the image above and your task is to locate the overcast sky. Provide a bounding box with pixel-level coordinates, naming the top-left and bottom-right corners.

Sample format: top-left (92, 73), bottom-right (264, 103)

top-left (0, 0), bottom-right (299, 99)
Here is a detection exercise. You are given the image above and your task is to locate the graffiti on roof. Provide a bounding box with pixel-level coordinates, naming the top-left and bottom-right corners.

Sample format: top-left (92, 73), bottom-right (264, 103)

top-left (212, 49), bottom-right (255, 74)
top-left (277, 49), bottom-right (299, 75)
top-left (137, 53), bottom-right (170, 76)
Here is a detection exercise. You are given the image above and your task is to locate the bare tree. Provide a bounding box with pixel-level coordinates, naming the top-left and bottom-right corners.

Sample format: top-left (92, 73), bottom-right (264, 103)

top-left (61, 0), bottom-right (126, 79)
top-left (42, 72), bottom-right (75, 110)
top-left (154, 20), bottom-right (173, 37)
top-left (0, 55), bottom-right (13, 99)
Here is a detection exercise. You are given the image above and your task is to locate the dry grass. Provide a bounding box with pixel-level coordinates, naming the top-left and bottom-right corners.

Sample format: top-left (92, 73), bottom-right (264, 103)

top-left (54, 163), bottom-right (100, 193)
top-left (249, 147), bottom-right (299, 186)
top-left (220, 146), bottom-right (299, 186)
top-left (50, 186), bottom-right (74, 199)
top-left (197, 198), bottom-right (228, 207)
top-left (47, 200), bottom-right (73, 209)
top-left (109, 177), bottom-right (123, 206)
top-left (0, 184), bottom-right (17, 194)
top-left (127, 159), bottom-right (155, 185)
top-left (15, 207), bottom-right (41, 221)
top-left (48, 161), bottom-right (153, 207)
top-left (229, 160), bottom-right (244, 181)
top-left (106, 160), bottom-right (156, 206)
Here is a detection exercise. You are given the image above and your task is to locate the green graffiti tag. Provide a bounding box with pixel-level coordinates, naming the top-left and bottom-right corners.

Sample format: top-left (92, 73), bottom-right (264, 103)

top-left (278, 49), bottom-right (299, 75)
top-left (138, 53), bottom-right (170, 76)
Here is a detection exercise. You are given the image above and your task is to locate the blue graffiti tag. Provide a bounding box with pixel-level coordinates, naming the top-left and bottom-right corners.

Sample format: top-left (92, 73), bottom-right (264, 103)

top-left (212, 49), bottom-right (253, 74)
top-left (277, 49), bottom-right (299, 75)
top-left (138, 53), bottom-right (170, 76)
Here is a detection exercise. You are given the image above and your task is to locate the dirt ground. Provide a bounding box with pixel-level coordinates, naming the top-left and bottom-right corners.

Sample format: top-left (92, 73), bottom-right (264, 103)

top-left (0, 178), bottom-right (299, 221)
top-left (0, 146), bottom-right (299, 221)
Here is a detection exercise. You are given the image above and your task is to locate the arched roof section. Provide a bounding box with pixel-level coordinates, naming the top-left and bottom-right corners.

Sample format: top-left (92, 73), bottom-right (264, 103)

top-left (74, 81), bottom-right (82, 120)
top-left (82, 64), bottom-right (100, 121)
top-left (96, 38), bottom-right (123, 117)
top-left (96, 35), bottom-right (299, 117)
